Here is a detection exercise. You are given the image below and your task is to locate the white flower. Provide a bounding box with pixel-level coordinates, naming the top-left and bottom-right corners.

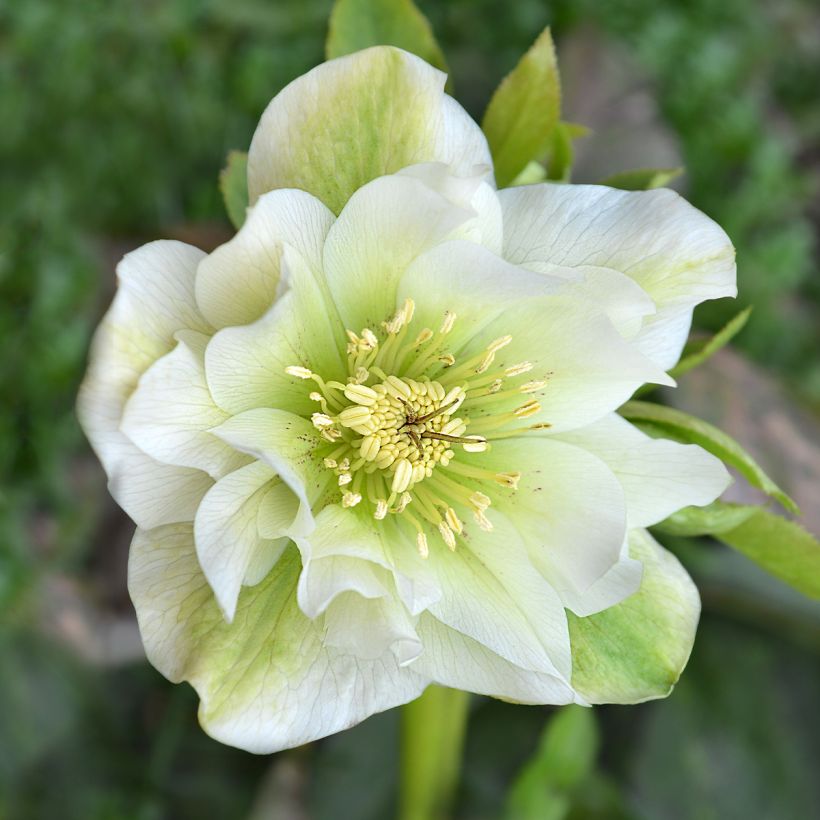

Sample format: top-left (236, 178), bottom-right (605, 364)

top-left (78, 47), bottom-right (735, 753)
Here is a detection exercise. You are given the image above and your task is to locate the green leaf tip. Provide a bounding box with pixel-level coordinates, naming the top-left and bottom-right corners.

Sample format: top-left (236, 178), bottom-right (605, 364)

top-left (219, 151), bottom-right (249, 230)
top-left (482, 27), bottom-right (561, 188)
top-left (326, 0), bottom-right (449, 79)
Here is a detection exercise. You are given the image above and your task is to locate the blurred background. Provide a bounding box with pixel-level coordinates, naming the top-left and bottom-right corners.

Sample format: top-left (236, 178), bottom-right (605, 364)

top-left (2, 0), bottom-right (819, 817)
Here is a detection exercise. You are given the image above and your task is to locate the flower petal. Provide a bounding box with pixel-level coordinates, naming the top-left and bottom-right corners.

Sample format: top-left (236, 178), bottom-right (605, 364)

top-left (193, 460), bottom-right (289, 621)
top-left (322, 174), bottom-right (475, 333)
top-left (470, 437), bottom-right (631, 616)
top-left (556, 413), bottom-right (731, 528)
top-left (205, 247), bottom-right (346, 416)
top-left (405, 512), bottom-right (572, 680)
top-left (77, 240), bottom-right (214, 527)
top-left (398, 241), bottom-right (672, 432)
top-left (128, 525), bottom-right (427, 753)
top-left (247, 46), bottom-right (490, 214)
top-left (211, 407), bottom-right (325, 536)
top-left (195, 188), bottom-right (335, 329)
top-left (120, 330), bottom-right (245, 479)
top-left (414, 614), bottom-right (576, 704)
top-left (568, 528), bottom-right (700, 703)
top-left (499, 184), bottom-right (736, 369)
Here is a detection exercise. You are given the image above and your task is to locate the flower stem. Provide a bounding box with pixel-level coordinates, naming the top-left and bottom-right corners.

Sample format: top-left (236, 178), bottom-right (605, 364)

top-left (398, 686), bottom-right (470, 820)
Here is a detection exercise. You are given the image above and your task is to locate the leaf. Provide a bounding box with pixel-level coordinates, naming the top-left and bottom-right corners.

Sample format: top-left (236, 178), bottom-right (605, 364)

top-left (326, 0), bottom-right (448, 78)
top-left (599, 167), bottom-right (683, 190)
top-left (568, 529), bottom-right (700, 704)
top-left (481, 28), bottom-right (561, 187)
top-left (219, 151), bottom-right (248, 230)
top-left (504, 706), bottom-right (599, 820)
top-left (670, 306), bottom-right (752, 379)
top-left (510, 160), bottom-right (548, 187)
top-left (620, 401), bottom-right (799, 514)
top-left (653, 500), bottom-right (758, 537)
top-left (717, 507), bottom-right (820, 600)
top-left (545, 122), bottom-right (574, 182)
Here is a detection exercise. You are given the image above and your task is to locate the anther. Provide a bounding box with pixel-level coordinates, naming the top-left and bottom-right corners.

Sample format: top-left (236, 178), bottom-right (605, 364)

top-left (514, 400), bottom-right (541, 418)
top-left (344, 383), bottom-right (379, 406)
top-left (311, 413), bottom-right (334, 429)
top-left (494, 472), bottom-right (521, 489)
top-left (416, 532), bottom-right (429, 559)
top-left (285, 365), bottom-right (313, 379)
top-left (438, 521), bottom-right (457, 550)
top-left (520, 380), bottom-right (548, 393)
top-left (392, 458), bottom-right (413, 493)
top-left (505, 362), bottom-right (533, 377)
top-left (445, 507), bottom-right (463, 534)
top-left (374, 499), bottom-right (388, 520)
top-left (338, 473), bottom-right (352, 486)
top-left (342, 492), bottom-right (362, 508)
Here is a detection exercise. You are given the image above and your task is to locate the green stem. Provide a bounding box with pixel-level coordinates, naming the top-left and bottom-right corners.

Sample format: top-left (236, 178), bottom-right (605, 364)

top-left (398, 686), bottom-right (470, 820)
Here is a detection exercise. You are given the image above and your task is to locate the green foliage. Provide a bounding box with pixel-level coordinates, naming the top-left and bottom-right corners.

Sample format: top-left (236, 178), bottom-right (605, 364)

top-left (621, 401), bottom-right (799, 514)
top-left (669, 306), bottom-right (752, 379)
top-left (657, 502), bottom-right (820, 600)
top-left (599, 167), bottom-right (683, 190)
top-left (504, 706), bottom-right (599, 820)
top-left (326, 0), bottom-right (448, 75)
top-left (481, 28), bottom-right (561, 187)
top-left (219, 151), bottom-right (249, 229)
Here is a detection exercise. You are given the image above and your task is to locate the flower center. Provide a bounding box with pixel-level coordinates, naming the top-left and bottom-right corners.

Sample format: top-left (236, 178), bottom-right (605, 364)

top-left (285, 298), bottom-right (551, 557)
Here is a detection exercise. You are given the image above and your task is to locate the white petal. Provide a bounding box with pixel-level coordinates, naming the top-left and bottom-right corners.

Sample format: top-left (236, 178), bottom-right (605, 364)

top-left (195, 189), bottom-right (335, 329)
top-left (77, 240), bottom-right (214, 527)
top-left (499, 184), bottom-right (736, 368)
top-left (322, 174), bottom-right (474, 333)
top-left (128, 525), bottom-right (427, 753)
top-left (211, 408), bottom-right (324, 536)
top-left (556, 413), bottom-right (731, 528)
top-left (205, 248), bottom-right (345, 417)
top-left (414, 614), bottom-right (576, 704)
top-left (399, 241), bottom-right (672, 432)
top-left (407, 513), bottom-right (571, 679)
top-left (121, 330), bottom-right (244, 479)
top-left (471, 437), bottom-right (630, 615)
top-left (247, 46), bottom-right (488, 214)
top-left (193, 461), bottom-right (282, 621)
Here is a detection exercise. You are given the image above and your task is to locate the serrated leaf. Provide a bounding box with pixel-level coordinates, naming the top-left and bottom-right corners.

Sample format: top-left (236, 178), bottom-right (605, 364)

top-left (481, 28), bottom-right (561, 187)
top-left (717, 507), bottom-right (820, 600)
top-left (620, 401), bottom-right (799, 514)
top-left (653, 501), bottom-right (758, 537)
top-left (326, 0), bottom-right (448, 80)
top-left (669, 306), bottom-right (752, 379)
top-left (599, 167), bottom-right (683, 190)
top-left (504, 706), bottom-right (599, 820)
top-left (219, 151), bottom-right (248, 229)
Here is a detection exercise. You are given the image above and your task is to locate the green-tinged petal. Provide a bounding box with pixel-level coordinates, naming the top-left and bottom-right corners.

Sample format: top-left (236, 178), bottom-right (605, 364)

top-left (121, 330), bottom-right (246, 480)
top-left (211, 409), bottom-right (326, 533)
top-left (193, 461), bottom-right (285, 621)
top-left (556, 413), bottom-right (731, 528)
top-left (326, 0), bottom-right (448, 75)
top-left (414, 614), bottom-right (576, 704)
top-left (247, 46), bottom-right (490, 214)
top-left (470, 438), bottom-right (631, 617)
top-left (77, 240), bottom-right (214, 528)
top-left (205, 247), bottom-right (345, 417)
top-left (195, 189), bottom-right (335, 330)
top-left (128, 527), bottom-right (428, 753)
top-left (322, 174), bottom-right (475, 332)
top-left (568, 529), bottom-right (700, 703)
top-left (481, 28), bottom-right (561, 187)
top-left (498, 184), bottom-right (736, 370)
top-left (400, 241), bottom-right (672, 431)
top-left (404, 512), bottom-right (572, 680)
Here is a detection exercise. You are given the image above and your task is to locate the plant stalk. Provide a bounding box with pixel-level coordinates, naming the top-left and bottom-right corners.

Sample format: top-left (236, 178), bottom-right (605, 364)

top-left (398, 685), bottom-right (470, 820)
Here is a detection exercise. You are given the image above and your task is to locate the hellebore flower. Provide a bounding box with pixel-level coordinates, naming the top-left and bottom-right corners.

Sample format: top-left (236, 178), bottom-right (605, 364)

top-left (78, 47), bottom-right (735, 753)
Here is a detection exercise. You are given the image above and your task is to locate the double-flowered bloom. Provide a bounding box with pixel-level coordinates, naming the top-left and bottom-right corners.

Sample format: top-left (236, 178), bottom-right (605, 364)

top-left (79, 47), bottom-right (736, 752)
